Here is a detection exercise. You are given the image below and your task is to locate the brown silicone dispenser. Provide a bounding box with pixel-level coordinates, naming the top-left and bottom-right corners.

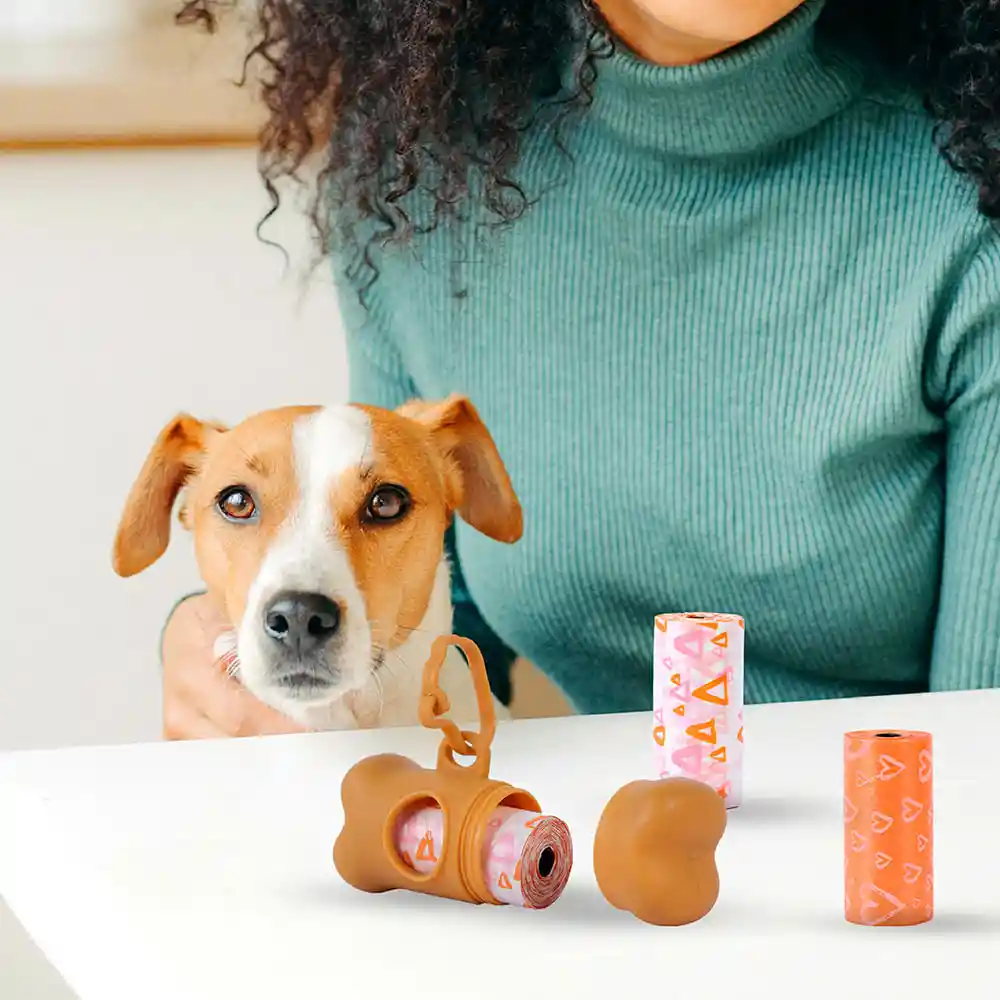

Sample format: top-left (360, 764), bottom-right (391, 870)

top-left (593, 776), bottom-right (727, 926)
top-left (333, 634), bottom-right (545, 905)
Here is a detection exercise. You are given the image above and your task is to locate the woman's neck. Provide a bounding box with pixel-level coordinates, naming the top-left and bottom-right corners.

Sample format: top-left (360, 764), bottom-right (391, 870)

top-left (594, 0), bottom-right (807, 67)
top-left (582, 0), bottom-right (865, 158)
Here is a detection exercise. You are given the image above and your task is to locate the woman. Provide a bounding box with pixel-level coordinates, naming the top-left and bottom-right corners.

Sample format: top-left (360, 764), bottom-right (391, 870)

top-left (162, 0), bottom-right (1000, 738)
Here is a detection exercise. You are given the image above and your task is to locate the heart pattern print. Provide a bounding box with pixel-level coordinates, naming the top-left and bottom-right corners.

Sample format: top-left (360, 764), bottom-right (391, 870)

top-left (843, 730), bottom-right (933, 926)
top-left (652, 612), bottom-right (745, 808)
top-left (392, 804), bottom-right (573, 909)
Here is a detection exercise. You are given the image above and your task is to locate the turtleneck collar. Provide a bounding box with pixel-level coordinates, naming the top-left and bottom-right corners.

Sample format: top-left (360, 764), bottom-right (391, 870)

top-left (588, 0), bottom-right (865, 157)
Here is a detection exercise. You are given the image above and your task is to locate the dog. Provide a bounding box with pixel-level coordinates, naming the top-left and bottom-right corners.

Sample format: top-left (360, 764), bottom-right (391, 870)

top-left (112, 395), bottom-right (522, 731)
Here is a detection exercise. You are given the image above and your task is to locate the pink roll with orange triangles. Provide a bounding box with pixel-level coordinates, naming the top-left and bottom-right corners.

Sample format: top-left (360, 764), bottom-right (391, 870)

top-left (652, 612), bottom-right (745, 809)
top-left (392, 803), bottom-right (573, 909)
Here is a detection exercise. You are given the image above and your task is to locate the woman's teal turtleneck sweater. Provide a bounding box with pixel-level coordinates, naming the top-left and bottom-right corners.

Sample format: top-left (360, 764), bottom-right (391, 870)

top-left (337, 0), bottom-right (1000, 711)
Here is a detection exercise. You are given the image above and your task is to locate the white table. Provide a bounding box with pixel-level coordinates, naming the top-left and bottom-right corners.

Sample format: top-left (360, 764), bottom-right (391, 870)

top-left (2, 691), bottom-right (998, 1000)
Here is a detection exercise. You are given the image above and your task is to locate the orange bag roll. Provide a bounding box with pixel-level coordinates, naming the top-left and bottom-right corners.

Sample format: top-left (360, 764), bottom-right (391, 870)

top-left (843, 729), bottom-right (933, 926)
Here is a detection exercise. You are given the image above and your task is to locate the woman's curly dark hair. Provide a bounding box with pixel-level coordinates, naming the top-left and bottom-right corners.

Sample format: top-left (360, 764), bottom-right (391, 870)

top-left (178, 0), bottom-right (1000, 288)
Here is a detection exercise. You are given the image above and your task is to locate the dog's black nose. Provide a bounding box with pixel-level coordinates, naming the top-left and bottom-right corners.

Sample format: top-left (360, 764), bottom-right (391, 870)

top-left (262, 591), bottom-right (341, 655)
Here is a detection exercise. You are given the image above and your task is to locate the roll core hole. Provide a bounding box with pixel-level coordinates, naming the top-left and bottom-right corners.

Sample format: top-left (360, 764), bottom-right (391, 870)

top-left (538, 847), bottom-right (556, 878)
top-left (687, 614), bottom-right (707, 619)
top-left (875, 732), bottom-right (902, 738)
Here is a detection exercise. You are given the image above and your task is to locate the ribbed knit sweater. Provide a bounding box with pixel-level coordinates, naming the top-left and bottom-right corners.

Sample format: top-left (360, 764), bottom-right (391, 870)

top-left (337, 0), bottom-right (1000, 712)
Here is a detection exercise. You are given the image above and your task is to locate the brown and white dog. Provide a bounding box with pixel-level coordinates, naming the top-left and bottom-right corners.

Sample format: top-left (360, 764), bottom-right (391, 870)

top-left (112, 396), bottom-right (522, 730)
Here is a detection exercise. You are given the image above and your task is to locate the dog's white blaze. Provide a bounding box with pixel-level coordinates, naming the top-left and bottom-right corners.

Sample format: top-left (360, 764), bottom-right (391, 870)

top-left (236, 405), bottom-right (374, 711)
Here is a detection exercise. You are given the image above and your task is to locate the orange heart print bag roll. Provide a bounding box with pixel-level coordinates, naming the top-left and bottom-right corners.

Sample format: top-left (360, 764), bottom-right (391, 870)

top-left (843, 730), bottom-right (933, 926)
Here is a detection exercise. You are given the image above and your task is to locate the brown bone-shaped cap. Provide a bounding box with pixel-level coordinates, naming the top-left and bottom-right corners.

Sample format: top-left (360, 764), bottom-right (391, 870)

top-left (593, 777), bottom-right (727, 926)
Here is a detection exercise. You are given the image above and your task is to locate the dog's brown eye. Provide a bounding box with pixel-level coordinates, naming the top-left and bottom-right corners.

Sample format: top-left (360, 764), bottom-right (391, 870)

top-left (365, 485), bottom-right (410, 523)
top-left (217, 487), bottom-right (256, 521)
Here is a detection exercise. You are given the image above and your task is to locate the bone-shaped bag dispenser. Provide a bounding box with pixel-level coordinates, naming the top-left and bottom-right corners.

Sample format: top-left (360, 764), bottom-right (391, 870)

top-left (333, 634), bottom-right (573, 909)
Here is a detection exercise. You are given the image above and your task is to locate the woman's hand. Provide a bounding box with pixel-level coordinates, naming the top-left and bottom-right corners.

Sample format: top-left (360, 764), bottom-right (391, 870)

top-left (160, 593), bottom-right (306, 739)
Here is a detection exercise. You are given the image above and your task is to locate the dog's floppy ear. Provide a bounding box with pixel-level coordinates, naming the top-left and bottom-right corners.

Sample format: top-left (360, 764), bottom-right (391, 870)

top-left (399, 395), bottom-right (523, 544)
top-left (112, 414), bottom-right (224, 578)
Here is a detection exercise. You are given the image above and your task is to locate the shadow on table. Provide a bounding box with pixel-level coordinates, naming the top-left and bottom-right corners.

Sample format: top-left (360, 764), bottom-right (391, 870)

top-left (783, 909), bottom-right (1000, 936)
top-left (282, 875), bottom-right (1000, 936)
top-left (283, 874), bottom-right (632, 927)
top-left (540, 887), bottom-right (637, 928)
top-left (729, 794), bottom-right (839, 825)
top-left (881, 912), bottom-right (1000, 936)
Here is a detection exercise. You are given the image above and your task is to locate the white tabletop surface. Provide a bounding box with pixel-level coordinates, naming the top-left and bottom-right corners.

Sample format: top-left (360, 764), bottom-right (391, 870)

top-left (2, 690), bottom-right (999, 1000)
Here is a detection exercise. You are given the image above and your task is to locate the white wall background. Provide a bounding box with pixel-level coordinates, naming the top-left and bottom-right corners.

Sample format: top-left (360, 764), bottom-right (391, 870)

top-left (0, 146), bottom-right (349, 754)
top-left (0, 0), bottom-right (138, 41)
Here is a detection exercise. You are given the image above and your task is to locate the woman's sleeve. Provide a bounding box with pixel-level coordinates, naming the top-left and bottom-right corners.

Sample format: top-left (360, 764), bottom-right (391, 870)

top-left (927, 236), bottom-right (1000, 691)
top-left (338, 278), bottom-right (517, 704)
